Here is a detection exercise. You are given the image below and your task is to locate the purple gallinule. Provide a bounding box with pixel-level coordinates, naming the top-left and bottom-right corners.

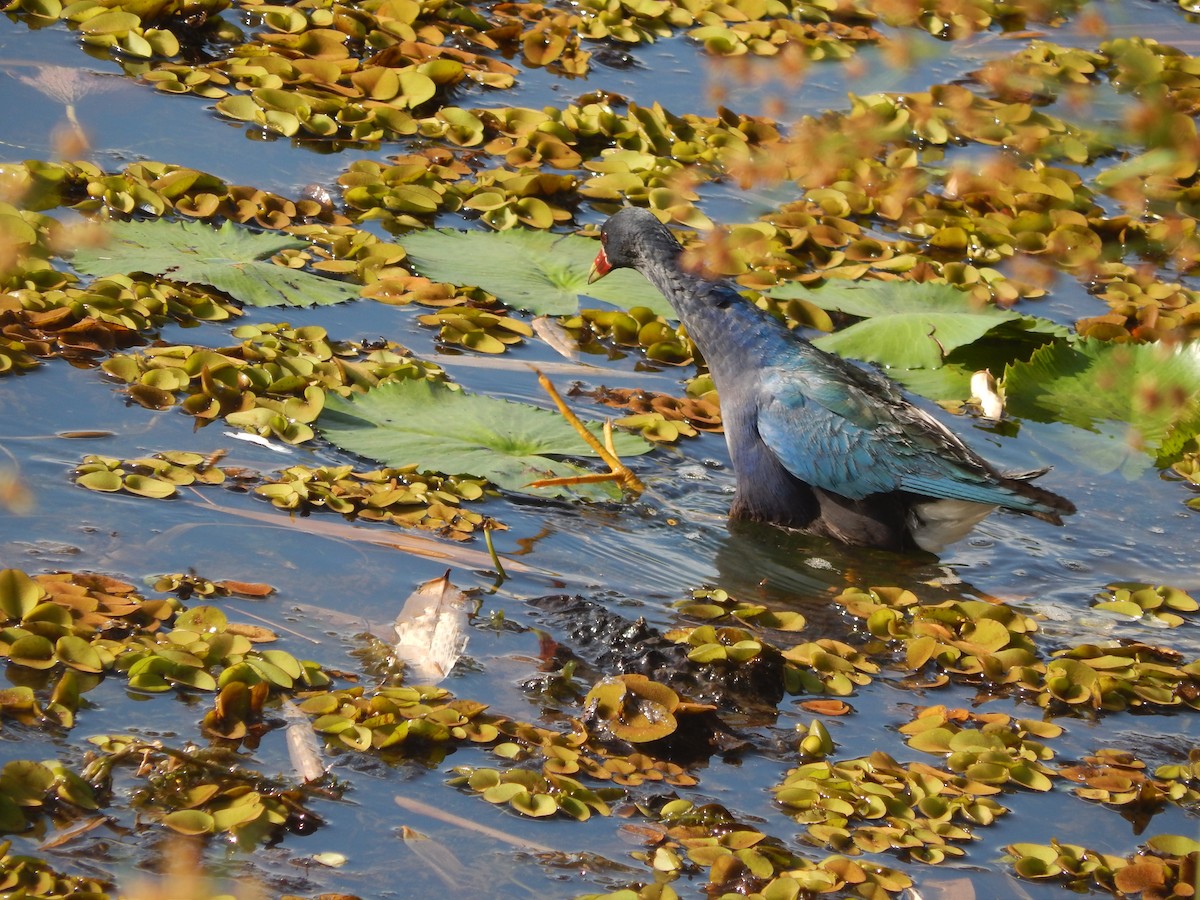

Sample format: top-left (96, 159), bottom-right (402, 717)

top-left (588, 207), bottom-right (1074, 552)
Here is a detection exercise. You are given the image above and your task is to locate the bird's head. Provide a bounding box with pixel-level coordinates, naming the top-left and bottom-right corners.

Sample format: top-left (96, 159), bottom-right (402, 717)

top-left (588, 208), bottom-right (682, 283)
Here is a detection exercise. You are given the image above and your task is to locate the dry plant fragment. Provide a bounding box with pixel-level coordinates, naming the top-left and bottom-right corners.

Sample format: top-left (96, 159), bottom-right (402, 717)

top-left (392, 571), bottom-right (470, 683)
top-left (526, 368), bottom-right (646, 494)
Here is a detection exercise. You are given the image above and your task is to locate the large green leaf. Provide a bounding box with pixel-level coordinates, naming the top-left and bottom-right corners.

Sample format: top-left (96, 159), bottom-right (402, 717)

top-left (71, 219), bottom-right (357, 307)
top-left (399, 228), bottom-right (674, 318)
top-left (883, 362), bottom-right (976, 402)
top-left (1004, 340), bottom-right (1200, 477)
top-left (770, 280), bottom-right (1065, 369)
top-left (319, 380), bottom-right (653, 501)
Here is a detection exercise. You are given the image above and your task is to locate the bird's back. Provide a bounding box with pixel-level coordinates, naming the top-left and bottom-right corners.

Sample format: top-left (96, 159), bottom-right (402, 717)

top-left (664, 270), bottom-right (1074, 548)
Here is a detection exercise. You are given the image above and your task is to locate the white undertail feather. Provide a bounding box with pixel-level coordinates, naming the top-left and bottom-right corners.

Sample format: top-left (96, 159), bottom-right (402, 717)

top-left (908, 499), bottom-right (996, 553)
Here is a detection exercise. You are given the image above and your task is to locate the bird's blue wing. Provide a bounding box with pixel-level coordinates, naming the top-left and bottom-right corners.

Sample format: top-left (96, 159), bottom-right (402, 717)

top-left (757, 365), bottom-right (908, 500)
top-left (756, 353), bottom-right (1043, 509)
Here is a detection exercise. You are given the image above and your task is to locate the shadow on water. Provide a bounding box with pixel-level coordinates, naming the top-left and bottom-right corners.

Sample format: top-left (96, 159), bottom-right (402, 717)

top-left (494, 484), bottom-right (1061, 637)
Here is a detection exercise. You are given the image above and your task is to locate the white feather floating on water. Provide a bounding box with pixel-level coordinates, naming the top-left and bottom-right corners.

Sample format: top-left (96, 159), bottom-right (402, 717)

top-left (531, 315), bottom-right (583, 361)
top-left (393, 571), bottom-right (470, 684)
top-left (281, 698), bottom-right (326, 783)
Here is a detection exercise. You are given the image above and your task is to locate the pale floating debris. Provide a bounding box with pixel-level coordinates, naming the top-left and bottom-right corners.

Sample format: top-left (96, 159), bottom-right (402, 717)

top-left (531, 314), bottom-right (581, 360)
top-left (14, 65), bottom-right (120, 106)
top-left (37, 815), bottom-right (108, 851)
top-left (222, 431), bottom-right (294, 453)
top-left (395, 795), bottom-right (555, 852)
top-left (901, 874), bottom-right (978, 900)
top-left (393, 571), bottom-right (469, 683)
top-left (0, 470), bottom-right (33, 515)
top-left (308, 852), bottom-right (348, 868)
top-left (969, 369), bottom-right (1004, 420)
top-left (400, 826), bottom-right (466, 889)
top-left (435, 354), bottom-right (588, 375)
top-left (13, 65), bottom-right (122, 153)
top-left (281, 698), bottom-right (326, 782)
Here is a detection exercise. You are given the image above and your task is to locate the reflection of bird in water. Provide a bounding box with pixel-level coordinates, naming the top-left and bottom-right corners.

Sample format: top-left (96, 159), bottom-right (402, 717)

top-left (513, 478), bottom-right (961, 638)
top-left (589, 207), bottom-right (1075, 553)
top-left (8, 64), bottom-right (121, 155)
top-left (712, 516), bottom-right (962, 635)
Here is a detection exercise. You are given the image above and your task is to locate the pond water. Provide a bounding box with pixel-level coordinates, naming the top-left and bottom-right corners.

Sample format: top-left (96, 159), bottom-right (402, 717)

top-left (2, 0), bottom-right (1200, 897)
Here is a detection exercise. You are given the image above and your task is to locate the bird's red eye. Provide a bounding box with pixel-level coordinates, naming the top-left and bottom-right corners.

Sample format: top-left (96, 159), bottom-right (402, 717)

top-left (600, 232), bottom-right (607, 245)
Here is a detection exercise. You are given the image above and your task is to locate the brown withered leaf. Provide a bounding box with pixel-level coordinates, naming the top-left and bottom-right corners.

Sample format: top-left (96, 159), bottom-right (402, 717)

top-left (215, 580), bottom-right (275, 598)
top-left (571, 385), bottom-right (723, 432)
top-left (799, 699), bottom-right (852, 716)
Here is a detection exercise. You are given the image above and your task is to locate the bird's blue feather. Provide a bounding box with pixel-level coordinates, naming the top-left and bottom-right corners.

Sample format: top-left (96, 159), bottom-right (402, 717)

top-left (757, 365), bottom-right (1049, 510)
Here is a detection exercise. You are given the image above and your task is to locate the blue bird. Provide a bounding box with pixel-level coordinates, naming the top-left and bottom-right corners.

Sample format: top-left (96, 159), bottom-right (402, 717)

top-left (588, 207), bottom-right (1074, 553)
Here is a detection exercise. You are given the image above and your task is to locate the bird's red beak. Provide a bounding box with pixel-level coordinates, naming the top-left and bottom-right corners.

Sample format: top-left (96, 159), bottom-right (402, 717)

top-left (588, 247), bottom-right (612, 284)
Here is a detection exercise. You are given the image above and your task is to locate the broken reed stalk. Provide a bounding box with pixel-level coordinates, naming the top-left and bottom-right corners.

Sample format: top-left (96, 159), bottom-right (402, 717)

top-left (527, 368), bottom-right (646, 494)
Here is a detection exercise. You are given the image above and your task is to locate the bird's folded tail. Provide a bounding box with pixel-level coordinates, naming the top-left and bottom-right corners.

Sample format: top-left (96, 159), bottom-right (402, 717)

top-left (1003, 465), bottom-right (1051, 481)
top-left (997, 466), bottom-right (1076, 525)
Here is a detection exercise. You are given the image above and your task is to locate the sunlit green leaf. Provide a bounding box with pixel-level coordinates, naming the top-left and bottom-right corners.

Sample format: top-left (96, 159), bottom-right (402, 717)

top-left (70, 220), bottom-right (357, 307)
top-left (1005, 340), bottom-right (1200, 476)
top-left (400, 228), bottom-right (673, 317)
top-left (163, 808), bottom-right (215, 835)
top-left (319, 379), bottom-right (652, 500)
top-left (770, 280), bottom-right (1065, 369)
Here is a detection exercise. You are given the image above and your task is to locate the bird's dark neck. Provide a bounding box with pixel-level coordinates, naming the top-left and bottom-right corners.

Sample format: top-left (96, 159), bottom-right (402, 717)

top-left (638, 253), bottom-right (828, 527)
top-left (639, 257), bottom-right (796, 384)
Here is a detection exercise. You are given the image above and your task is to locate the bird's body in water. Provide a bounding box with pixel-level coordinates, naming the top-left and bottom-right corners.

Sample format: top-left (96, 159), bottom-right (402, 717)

top-left (588, 207), bottom-right (1075, 553)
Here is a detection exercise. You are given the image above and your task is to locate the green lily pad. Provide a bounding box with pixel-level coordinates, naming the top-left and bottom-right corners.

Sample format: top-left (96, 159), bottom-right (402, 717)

top-left (163, 808), bottom-right (215, 835)
top-left (0, 568), bottom-right (43, 621)
top-left (0, 760), bottom-right (55, 806)
top-left (1004, 340), bottom-right (1200, 477)
top-left (56, 635), bottom-right (105, 673)
top-left (70, 219), bottom-right (357, 307)
top-left (0, 792), bottom-right (27, 833)
top-left (584, 674), bottom-right (679, 743)
top-left (1146, 834), bottom-right (1200, 856)
top-left (9, 634), bottom-right (57, 670)
top-left (399, 228), bottom-right (674, 317)
top-left (319, 380), bottom-right (653, 501)
top-left (769, 280), bottom-right (1065, 369)
top-left (511, 791), bottom-right (558, 817)
top-left (881, 361), bottom-right (979, 402)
